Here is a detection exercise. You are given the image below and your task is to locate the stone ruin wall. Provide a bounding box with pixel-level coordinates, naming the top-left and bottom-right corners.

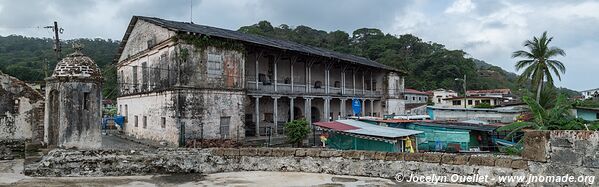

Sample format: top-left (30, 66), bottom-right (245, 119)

top-left (0, 72), bottom-right (44, 159)
top-left (21, 130), bottom-right (599, 186)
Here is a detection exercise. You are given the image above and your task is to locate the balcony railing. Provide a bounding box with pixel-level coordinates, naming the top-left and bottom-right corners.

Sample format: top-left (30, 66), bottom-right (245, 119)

top-left (246, 80), bottom-right (382, 97)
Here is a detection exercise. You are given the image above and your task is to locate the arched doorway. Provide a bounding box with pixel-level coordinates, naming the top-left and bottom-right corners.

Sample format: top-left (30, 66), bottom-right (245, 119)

top-left (48, 90), bottom-right (60, 147)
top-left (287, 107), bottom-right (303, 121)
top-left (311, 107), bottom-right (321, 122)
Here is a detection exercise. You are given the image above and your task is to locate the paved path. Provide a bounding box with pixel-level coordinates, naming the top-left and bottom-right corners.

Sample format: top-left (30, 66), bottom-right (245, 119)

top-left (1, 170), bottom-right (474, 187)
top-left (101, 132), bottom-right (151, 150)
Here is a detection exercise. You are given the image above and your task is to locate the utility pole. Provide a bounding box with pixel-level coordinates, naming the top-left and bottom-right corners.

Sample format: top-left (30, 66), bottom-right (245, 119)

top-left (44, 21), bottom-right (63, 62)
top-left (463, 74), bottom-right (467, 109)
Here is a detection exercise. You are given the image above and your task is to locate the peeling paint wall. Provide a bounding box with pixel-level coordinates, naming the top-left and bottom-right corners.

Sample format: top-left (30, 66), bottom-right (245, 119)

top-left (117, 20), bottom-right (246, 146)
top-left (44, 81), bottom-right (102, 149)
top-left (0, 72), bottom-right (44, 143)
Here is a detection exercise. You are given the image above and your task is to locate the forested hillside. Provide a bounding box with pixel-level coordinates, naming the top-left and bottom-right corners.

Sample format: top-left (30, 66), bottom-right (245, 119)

top-left (0, 35), bottom-right (119, 98)
top-left (0, 21), bottom-right (579, 100)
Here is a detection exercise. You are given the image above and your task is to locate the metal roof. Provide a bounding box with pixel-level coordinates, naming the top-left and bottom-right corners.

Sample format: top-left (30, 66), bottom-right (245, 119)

top-left (313, 121), bottom-right (360, 131)
top-left (414, 121), bottom-right (499, 132)
top-left (315, 120), bottom-right (423, 138)
top-left (117, 16), bottom-right (399, 72)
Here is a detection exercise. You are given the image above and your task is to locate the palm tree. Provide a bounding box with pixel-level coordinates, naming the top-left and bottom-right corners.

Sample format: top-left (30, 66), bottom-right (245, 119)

top-left (512, 31), bottom-right (566, 102)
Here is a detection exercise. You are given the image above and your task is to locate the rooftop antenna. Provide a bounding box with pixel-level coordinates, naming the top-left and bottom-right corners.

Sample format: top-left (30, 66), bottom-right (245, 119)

top-left (189, 0), bottom-right (194, 24)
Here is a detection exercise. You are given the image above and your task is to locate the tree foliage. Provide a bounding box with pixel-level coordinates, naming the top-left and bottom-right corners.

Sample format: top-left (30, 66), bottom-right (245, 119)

top-left (283, 119), bottom-right (311, 147)
top-left (0, 35), bottom-right (120, 99)
top-left (512, 31), bottom-right (566, 102)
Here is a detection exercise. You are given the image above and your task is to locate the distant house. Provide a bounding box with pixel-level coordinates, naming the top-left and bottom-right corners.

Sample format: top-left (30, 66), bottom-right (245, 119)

top-left (402, 88), bottom-right (430, 115)
top-left (571, 107), bottom-right (599, 121)
top-left (428, 89), bottom-right (458, 105)
top-left (438, 96), bottom-right (502, 108)
top-left (427, 105), bottom-right (527, 124)
top-left (581, 88), bottom-right (599, 99)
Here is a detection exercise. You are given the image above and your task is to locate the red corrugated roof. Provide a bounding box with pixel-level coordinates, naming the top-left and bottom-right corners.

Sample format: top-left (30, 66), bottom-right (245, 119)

top-left (404, 88), bottom-right (430, 95)
top-left (313, 121), bottom-right (360, 131)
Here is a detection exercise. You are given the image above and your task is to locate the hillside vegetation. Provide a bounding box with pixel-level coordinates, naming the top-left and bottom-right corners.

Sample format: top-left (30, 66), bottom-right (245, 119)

top-left (0, 21), bottom-right (579, 99)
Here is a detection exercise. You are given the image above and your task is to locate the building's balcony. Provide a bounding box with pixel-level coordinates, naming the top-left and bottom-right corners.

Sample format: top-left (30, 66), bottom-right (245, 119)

top-left (246, 80), bottom-right (382, 97)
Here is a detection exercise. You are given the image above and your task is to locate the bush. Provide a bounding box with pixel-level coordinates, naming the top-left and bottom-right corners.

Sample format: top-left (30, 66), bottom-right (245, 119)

top-left (474, 103), bottom-right (493, 108)
top-left (284, 119), bottom-right (310, 147)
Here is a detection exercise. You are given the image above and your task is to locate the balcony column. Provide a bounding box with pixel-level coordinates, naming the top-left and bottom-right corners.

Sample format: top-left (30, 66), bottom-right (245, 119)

top-left (304, 97), bottom-right (312, 124)
top-left (274, 55), bottom-right (279, 92)
top-left (352, 69), bottom-right (356, 95)
top-left (324, 97), bottom-right (331, 122)
top-left (370, 99), bottom-right (375, 116)
top-left (361, 99), bottom-right (366, 117)
top-left (370, 71), bottom-right (374, 94)
top-left (254, 96), bottom-right (262, 137)
top-left (290, 57), bottom-right (296, 93)
top-left (273, 96), bottom-right (280, 135)
top-left (341, 67), bottom-right (346, 95)
top-left (362, 71), bottom-right (365, 95)
top-left (340, 98), bottom-right (347, 118)
top-left (289, 97), bottom-right (295, 121)
top-left (255, 52), bottom-right (262, 90)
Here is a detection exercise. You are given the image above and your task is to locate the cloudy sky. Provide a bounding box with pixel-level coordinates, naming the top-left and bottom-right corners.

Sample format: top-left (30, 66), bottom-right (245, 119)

top-left (0, 0), bottom-right (597, 91)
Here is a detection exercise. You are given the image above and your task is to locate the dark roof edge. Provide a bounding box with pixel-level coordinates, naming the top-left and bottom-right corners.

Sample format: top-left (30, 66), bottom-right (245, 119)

top-left (114, 16), bottom-right (405, 74)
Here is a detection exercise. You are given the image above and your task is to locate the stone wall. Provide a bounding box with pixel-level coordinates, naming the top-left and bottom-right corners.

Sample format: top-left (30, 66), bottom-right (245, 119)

top-left (23, 131), bottom-right (599, 186)
top-left (0, 72), bottom-right (45, 144)
top-left (25, 148), bottom-right (526, 186)
top-left (0, 140), bottom-right (25, 160)
top-left (523, 131), bottom-right (599, 183)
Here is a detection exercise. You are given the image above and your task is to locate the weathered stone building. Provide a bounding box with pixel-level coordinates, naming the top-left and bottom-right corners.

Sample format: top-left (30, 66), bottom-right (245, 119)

top-left (116, 16), bottom-right (407, 146)
top-left (0, 71), bottom-right (45, 143)
top-left (43, 45), bottom-right (103, 149)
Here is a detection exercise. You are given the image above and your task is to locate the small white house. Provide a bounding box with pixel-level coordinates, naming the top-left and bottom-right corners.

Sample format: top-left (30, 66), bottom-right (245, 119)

top-left (581, 88), bottom-right (599, 99)
top-left (429, 89), bottom-right (458, 105)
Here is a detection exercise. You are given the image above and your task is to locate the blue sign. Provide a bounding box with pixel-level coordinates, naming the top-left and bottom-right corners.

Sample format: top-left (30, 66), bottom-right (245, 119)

top-left (352, 99), bottom-right (362, 115)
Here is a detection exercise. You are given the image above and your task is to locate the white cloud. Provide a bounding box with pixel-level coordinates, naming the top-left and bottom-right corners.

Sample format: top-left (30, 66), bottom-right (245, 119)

top-left (445, 0), bottom-right (476, 14)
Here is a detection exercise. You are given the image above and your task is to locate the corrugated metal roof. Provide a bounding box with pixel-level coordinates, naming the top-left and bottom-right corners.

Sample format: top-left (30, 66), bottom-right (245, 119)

top-left (313, 121), bottom-right (360, 131)
top-left (119, 16), bottom-right (399, 72)
top-left (315, 120), bottom-right (422, 138)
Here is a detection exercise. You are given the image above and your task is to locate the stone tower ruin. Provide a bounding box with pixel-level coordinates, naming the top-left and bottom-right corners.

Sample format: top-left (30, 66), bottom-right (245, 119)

top-left (43, 43), bottom-right (103, 149)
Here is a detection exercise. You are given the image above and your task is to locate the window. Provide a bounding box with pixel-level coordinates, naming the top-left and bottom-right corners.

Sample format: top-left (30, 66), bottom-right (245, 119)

top-left (596, 112), bottom-right (599, 120)
top-left (438, 98), bottom-right (441, 103)
top-left (161, 117), bottom-right (166, 128)
top-left (412, 97), bottom-right (415, 101)
top-left (143, 116), bottom-right (147, 128)
top-left (83, 92), bottom-right (90, 110)
top-left (467, 100), bottom-right (473, 105)
top-left (372, 81), bottom-right (377, 91)
top-left (119, 105), bottom-right (122, 115)
top-left (134, 116), bottom-right (138, 127)
top-left (475, 100), bottom-right (480, 105)
top-left (452, 100), bottom-right (462, 106)
top-left (314, 81), bottom-right (322, 88)
top-left (207, 53), bottom-right (223, 78)
top-left (132, 66), bottom-right (138, 92)
top-left (334, 81), bottom-right (341, 88)
top-left (141, 62), bottom-right (148, 91)
top-left (404, 96), bottom-right (408, 100)
top-left (220, 116), bottom-right (231, 139)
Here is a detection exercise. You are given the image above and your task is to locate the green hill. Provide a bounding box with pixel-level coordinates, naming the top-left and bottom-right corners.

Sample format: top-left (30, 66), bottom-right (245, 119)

top-left (0, 21), bottom-right (580, 100)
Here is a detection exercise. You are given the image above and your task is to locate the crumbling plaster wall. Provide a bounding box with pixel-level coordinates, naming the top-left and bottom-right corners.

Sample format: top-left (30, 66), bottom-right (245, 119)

top-left (44, 81), bottom-right (102, 149)
top-left (118, 19), bottom-right (176, 62)
top-left (117, 21), bottom-right (246, 146)
top-left (0, 72), bottom-right (44, 143)
top-left (118, 91), bottom-right (178, 145)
